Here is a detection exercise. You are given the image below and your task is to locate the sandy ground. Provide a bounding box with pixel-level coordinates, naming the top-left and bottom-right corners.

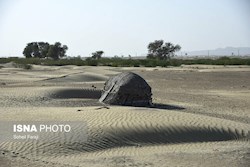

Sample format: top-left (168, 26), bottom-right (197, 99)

top-left (0, 64), bottom-right (249, 167)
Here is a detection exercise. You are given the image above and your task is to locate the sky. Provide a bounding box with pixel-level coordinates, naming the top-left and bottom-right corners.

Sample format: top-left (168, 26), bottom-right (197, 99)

top-left (0, 0), bottom-right (249, 57)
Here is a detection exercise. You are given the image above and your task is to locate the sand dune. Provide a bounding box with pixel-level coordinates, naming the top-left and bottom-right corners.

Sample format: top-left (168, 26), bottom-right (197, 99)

top-left (43, 72), bottom-right (108, 83)
top-left (0, 106), bottom-right (249, 166)
top-left (0, 65), bottom-right (249, 167)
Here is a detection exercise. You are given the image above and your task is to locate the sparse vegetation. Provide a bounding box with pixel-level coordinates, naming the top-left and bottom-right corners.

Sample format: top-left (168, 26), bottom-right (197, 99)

top-left (0, 56), bottom-right (250, 68)
top-left (13, 62), bottom-right (32, 70)
top-left (9, 40), bottom-right (248, 68)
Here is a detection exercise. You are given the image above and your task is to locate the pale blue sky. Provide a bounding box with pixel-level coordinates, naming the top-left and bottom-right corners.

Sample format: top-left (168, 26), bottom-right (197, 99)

top-left (0, 0), bottom-right (249, 57)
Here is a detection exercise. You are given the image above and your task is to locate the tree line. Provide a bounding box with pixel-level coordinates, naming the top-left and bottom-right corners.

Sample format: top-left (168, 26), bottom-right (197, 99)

top-left (23, 40), bottom-right (181, 60)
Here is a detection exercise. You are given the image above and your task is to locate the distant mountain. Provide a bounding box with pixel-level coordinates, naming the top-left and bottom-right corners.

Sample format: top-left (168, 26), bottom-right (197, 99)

top-left (181, 47), bottom-right (250, 56)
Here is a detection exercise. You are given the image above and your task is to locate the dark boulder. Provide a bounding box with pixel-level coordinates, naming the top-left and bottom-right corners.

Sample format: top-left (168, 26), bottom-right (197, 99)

top-left (99, 72), bottom-right (152, 106)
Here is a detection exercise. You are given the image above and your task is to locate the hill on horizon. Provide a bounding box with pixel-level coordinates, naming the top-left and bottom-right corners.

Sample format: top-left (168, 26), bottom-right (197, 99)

top-left (180, 47), bottom-right (250, 56)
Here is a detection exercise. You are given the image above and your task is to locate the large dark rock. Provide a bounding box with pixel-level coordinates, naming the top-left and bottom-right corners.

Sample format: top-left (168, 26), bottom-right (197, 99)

top-left (99, 72), bottom-right (152, 106)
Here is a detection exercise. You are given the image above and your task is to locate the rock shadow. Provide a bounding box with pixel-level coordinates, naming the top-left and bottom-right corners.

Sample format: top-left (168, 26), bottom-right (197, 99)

top-left (49, 89), bottom-right (102, 99)
top-left (150, 103), bottom-right (185, 110)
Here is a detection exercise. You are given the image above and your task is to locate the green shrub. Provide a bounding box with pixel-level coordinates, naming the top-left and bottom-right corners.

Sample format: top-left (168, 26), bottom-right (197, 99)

top-left (23, 64), bottom-right (32, 70)
top-left (0, 58), bottom-right (12, 64)
top-left (13, 63), bottom-right (32, 70)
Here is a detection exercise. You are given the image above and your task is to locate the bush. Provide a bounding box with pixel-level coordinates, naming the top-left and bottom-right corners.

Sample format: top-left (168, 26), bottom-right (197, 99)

top-left (23, 64), bottom-right (32, 70)
top-left (86, 59), bottom-right (98, 66)
top-left (0, 58), bottom-right (12, 64)
top-left (13, 63), bottom-right (32, 70)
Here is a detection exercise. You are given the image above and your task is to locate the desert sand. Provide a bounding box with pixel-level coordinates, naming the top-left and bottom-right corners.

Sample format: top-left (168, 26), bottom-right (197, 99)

top-left (0, 64), bottom-right (249, 167)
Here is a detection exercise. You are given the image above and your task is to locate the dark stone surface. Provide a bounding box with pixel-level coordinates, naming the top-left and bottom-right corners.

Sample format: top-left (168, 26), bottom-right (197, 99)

top-left (99, 72), bottom-right (152, 106)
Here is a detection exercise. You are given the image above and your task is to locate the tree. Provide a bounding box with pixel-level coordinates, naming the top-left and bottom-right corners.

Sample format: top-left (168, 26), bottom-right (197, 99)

top-left (38, 42), bottom-right (50, 58)
top-left (147, 40), bottom-right (181, 60)
top-left (92, 51), bottom-right (104, 59)
top-left (32, 42), bottom-right (40, 58)
top-left (23, 42), bottom-right (49, 58)
top-left (46, 45), bottom-right (57, 60)
top-left (23, 43), bottom-right (33, 58)
top-left (23, 42), bottom-right (68, 60)
top-left (47, 42), bottom-right (68, 60)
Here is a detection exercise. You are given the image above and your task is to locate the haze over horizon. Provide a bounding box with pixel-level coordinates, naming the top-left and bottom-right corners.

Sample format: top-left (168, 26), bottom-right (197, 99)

top-left (0, 0), bottom-right (250, 57)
